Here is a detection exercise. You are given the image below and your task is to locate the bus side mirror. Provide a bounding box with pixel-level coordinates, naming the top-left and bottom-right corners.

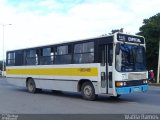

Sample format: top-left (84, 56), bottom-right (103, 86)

top-left (116, 43), bottom-right (120, 55)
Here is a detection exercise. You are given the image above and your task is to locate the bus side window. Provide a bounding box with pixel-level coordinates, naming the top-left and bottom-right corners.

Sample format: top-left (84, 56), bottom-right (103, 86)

top-left (26, 49), bottom-right (37, 65)
top-left (41, 47), bottom-right (52, 65)
top-left (51, 52), bottom-right (54, 64)
top-left (7, 52), bottom-right (15, 66)
top-left (55, 45), bottom-right (72, 64)
top-left (15, 51), bottom-right (24, 66)
top-left (73, 42), bottom-right (94, 64)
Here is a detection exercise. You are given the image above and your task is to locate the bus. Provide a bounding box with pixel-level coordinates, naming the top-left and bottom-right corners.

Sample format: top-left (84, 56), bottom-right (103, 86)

top-left (6, 32), bottom-right (148, 100)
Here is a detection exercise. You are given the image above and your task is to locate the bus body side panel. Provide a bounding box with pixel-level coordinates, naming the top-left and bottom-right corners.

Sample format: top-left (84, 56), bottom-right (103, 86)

top-left (6, 63), bottom-right (101, 94)
top-left (6, 77), bottom-right (26, 87)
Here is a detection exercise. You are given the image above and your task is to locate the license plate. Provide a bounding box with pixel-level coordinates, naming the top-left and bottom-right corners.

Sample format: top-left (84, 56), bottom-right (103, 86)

top-left (133, 87), bottom-right (141, 92)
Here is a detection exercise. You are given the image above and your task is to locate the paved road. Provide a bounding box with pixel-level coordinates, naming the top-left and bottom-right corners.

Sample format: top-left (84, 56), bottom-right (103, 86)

top-left (0, 77), bottom-right (160, 114)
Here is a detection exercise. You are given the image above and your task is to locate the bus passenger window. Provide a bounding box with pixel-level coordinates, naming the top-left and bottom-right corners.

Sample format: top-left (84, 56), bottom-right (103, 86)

top-left (55, 45), bottom-right (72, 64)
top-left (40, 48), bottom-right (52, 65)
top-left (73, 42), bottom-right (94, 63)
top-left (26, 49), bottom-right (37, 65)
top-left (51, 52), bottom-right (54, 63)
top-left (7, 52), bottom-right (15, 66)
top-left (57, 46), bottom-right (68, 55)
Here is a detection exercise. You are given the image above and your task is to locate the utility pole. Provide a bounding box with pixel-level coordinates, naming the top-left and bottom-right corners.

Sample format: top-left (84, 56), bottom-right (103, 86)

top-left (1, 24), bottom-right (12, 76)
top-left (157, 40), bottom-right (160, 83)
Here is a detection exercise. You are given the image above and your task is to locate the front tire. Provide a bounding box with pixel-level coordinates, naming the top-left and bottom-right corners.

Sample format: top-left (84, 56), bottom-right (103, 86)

top-left (81, 82), bottom-right (96, 100)
top-left (110, 95), bottom-right (121, 99)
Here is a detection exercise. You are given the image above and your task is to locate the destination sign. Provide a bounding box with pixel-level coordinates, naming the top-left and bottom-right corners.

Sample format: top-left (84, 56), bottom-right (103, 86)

top-left (117, 33), bottom-right (144, 44)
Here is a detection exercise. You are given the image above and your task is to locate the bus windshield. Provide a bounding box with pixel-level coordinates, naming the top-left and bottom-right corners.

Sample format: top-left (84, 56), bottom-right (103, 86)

top-left (115, 43), bottom-right (146, 72)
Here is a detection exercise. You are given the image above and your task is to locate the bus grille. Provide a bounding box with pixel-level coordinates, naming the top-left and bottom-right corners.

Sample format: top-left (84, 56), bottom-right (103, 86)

top-left (125, 80), bottom-right (145, 86)
top-left (128, 73), bottom-right (147, 80)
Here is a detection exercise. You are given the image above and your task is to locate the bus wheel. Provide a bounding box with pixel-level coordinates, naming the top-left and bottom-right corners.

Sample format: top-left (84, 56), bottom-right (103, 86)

top-left (110, 95), bottom-right (121, 99)
top-left (27, 78), bottom-right (37, 93)
top-left (81, 82), bottom-right (96, 101)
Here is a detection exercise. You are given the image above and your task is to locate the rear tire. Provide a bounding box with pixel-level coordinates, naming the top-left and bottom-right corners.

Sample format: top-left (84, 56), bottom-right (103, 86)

top-left (26, 78), bottom-right (37, 93)
top-left (81, 82), bottom-right (96, 101)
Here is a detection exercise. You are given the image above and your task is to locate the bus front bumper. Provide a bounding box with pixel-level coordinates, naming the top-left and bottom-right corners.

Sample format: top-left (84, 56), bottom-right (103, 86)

top-left (116, 85), bottom-right (148, 95)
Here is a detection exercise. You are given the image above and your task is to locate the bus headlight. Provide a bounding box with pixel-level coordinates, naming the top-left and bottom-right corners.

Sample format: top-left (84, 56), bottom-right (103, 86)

top-left (143, 80), bottom-right (148, 84)
top-left (115, 81), bottom-right (127, 87)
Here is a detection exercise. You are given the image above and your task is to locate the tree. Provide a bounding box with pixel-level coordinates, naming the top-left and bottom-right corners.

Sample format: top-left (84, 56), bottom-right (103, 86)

top-left (137, 13), bottom-right (160, 76)
top-left (0, 61), bottom-right (6, 71)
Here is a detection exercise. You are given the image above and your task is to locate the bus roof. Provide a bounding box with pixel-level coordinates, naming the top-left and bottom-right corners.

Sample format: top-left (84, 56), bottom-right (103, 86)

top-left (7, 32), bottom-right (144, 52)
top-left (7, 34), bottom-right (114, 52)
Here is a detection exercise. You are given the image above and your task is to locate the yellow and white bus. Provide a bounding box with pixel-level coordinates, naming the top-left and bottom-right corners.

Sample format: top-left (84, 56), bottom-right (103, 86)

top-left (6, 33), bottom-right (148, 100)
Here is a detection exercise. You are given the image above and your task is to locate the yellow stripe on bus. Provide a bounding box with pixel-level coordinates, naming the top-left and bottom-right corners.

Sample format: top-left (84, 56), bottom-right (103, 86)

top-left (6, 67), bottom-right (98, 76)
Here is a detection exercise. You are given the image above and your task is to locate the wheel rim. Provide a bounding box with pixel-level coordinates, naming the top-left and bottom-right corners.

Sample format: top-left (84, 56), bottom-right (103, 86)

top-left (28, 81), bottom-right (34, 92)
top-left (84, 85), bottom-right (92, 97)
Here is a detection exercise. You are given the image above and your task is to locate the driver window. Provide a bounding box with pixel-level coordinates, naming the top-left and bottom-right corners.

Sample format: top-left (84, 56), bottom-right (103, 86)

top-left (136, 48), bottom-right (144, 63)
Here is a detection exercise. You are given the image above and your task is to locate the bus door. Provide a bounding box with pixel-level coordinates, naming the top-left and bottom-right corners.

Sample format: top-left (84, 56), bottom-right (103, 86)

top-left (100, 44), bottom-right (113, 94)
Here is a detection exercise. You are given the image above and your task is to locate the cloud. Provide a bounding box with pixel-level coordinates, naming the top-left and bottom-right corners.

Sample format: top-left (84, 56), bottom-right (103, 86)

top-left (6, 0), bottom-right (85, 15)
top-left (0, 0), bottom-right (160, 60)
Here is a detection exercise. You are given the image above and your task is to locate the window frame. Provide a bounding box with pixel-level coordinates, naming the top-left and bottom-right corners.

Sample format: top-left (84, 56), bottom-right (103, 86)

top-left (7, 52), bottom-right (15, 66)
top-left (73, 42), bottom-right (94, 64)
top-left (55, 45), bottom-right (72, 64)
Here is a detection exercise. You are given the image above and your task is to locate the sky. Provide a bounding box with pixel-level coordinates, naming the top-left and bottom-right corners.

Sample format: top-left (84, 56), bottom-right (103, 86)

top-left (0, 0), bottom-right (160, 60)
